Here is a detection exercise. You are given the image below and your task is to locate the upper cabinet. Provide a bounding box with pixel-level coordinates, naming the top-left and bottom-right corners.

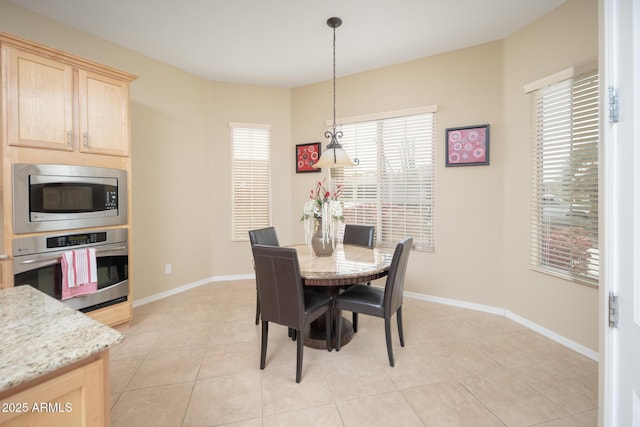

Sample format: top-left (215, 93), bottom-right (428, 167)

top-left (78, 70), bottom-right (131, 156)
top-left (4, 47), bottom-right (75, 151)
top-left (1, 33), bottom-right (136, 157)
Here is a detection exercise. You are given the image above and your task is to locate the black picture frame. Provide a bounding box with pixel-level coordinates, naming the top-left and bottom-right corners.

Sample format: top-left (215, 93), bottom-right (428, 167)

top-left (445, 124), bottom-right (490, 167)
top-left (296, 142), bottom-right (322, 173)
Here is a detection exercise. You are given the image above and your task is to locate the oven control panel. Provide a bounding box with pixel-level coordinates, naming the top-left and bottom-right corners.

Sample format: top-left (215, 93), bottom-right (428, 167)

top-left (13, 228), bottom-right (127, 256)
top-left (47, 232), bottom-right (107, 249)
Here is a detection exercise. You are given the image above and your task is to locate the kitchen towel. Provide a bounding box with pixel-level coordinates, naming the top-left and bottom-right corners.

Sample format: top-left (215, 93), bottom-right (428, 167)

top-left (61, 248), bottom-right (98, 300)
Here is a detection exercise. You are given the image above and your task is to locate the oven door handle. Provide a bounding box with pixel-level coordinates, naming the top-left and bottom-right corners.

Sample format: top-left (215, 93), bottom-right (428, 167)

top-left (18, 247), bottom-right (126, 263)
top-left (20, 256), bottom-right (60, 265)
top-left (15, 245), bottom-right (128, 273)
top-left (97, 246), bottom-right (127, 253)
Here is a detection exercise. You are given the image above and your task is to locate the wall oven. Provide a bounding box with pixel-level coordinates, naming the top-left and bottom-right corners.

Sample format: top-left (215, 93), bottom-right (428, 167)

top-left (12, 163), bottom-right (128, 234)
top-left (13, 228), bottom-right (129, 312)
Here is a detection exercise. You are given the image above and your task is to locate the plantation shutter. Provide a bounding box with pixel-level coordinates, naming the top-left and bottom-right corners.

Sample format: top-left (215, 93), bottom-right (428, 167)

top-left (528, 68), bottom-right (599, 285)
top-left (332, 109), bottom-right (436, 251)
top-left (230, 123), bottom-right (271, 241)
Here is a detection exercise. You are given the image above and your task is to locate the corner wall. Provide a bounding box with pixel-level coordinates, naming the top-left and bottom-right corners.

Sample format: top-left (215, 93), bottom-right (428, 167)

top-left (502, 0), bottom-right (599, 350)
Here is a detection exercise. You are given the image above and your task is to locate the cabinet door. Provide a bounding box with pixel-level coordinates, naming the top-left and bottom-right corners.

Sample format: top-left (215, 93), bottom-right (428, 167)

top-left (78, 70), bottom-right (130, 156)
top-left (4, 47), bottom-right (74, 151)
top-left (0, 358), bottom-right (106, 427)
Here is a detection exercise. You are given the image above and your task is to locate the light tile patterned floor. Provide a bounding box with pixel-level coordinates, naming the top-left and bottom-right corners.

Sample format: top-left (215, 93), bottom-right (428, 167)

top-left (109, 279), bottom-right (598, 427)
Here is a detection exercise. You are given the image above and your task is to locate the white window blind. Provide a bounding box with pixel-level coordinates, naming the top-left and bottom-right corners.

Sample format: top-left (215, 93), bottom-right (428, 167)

top-left (230, 124), bottom-right (271, 241)
top-left (530, 69), bottom-right (599, 285)
top-left (332, 112), bottom-right (435, 251)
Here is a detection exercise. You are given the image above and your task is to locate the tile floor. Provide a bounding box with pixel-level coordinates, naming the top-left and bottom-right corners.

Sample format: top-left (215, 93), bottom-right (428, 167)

top-left (109, 279), bottom-right (598, 427)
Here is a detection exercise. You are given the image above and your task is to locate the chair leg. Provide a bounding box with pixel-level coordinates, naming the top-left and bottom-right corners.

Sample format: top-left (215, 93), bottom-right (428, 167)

top-left (296, 329), bottom-right (304, 383)
top-left (325, 311), bottom-right (333, 352)
top-left (288, 327), bottom-right (296, 341)
top-left (384, 317), bottom-right (394, 367)
top-left (255, 289), bottom-right (260, 325)
top-left (335, 310), bottom-right (343, 351)
top-left (352, 312), bottom-right (358, 333)
top-left (260, 321), bottom-right (268, 369)
top-left (397, 306), bottom-right (405, 347)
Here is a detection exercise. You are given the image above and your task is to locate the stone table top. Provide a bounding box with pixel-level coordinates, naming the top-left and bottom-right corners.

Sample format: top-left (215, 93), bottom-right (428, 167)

top-left (291, 243), bottom-right (395, 286)
top-left (0, 285), bottom-right (124, 392)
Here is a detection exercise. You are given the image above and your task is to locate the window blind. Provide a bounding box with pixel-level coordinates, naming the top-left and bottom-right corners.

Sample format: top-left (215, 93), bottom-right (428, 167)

top-left (530, 69), bottom-right (599, 285)
top-left (230, 124), bottom-right (271, 241)
top-left (332, 112), bottom-right (435, 251)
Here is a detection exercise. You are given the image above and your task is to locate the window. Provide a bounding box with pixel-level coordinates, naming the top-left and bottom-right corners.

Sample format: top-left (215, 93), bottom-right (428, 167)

top-left (528, 68), bottom-right (599, 285)
top-left (230, 123), bottom-right (271, 241)
top-left (331, 108), bottom-right (436, 251)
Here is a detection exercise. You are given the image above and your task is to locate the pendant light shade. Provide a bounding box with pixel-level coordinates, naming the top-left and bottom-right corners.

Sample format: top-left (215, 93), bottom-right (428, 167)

top-left (312, 17), bottom-right (358, 169)
top-left (313, 146), bottom-right (355, 168)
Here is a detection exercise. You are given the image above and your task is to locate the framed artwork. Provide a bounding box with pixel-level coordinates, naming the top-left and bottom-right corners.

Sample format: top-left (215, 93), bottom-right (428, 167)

top-left (296, 142), bottom-right (321, 173)
top-left (445, 124), bottom-right (490, 167)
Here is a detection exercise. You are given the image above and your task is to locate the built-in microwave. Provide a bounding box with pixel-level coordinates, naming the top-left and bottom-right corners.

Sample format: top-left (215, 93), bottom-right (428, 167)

top-left (12, 163), bottom-right (128, 234)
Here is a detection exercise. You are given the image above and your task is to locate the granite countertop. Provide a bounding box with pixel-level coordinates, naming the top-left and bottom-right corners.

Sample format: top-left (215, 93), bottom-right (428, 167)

top-left (0, 285), bottom-right (124, 392)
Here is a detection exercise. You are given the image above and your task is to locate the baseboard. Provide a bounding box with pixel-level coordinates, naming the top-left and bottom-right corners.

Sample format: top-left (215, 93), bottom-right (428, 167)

top-left (133, 275), bottom-right (598, 362)
top-left (504, 310), bottom-right (599, 362)
top-left (404, 290), bottom-right (598, 362)
top-left (404, 290), bottom-right (506, 316)
top-left (132, 274), bottom-right (254, 308)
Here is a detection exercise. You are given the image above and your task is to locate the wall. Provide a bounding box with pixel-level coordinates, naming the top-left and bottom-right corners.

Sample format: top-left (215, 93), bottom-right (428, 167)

top-left (0, 0), bottom-right (599, 351)
top-left (291, 0), bottom-right (598, 351)
top-left (502, 0), bottom-right (599, 350)
top-left (291, 41), bottom-right (506, 308)
top-left (0, 0), bottom-right (294, 300)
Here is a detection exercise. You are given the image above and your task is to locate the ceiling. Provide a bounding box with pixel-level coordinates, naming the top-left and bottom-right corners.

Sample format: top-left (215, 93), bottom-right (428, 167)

top-left (8, 0), bottom-right (566, 88)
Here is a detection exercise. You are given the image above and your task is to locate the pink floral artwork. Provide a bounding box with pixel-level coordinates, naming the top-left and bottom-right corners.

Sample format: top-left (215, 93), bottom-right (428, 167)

top-left (446, 125), bottom-right (490, 166)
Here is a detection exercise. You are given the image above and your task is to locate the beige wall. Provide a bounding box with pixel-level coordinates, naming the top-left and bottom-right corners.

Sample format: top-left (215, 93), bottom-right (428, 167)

top-left (0, 0), bottom-right (294, 300)
top-left (291, 41), bottom-right (506, 308)
top-left (0, 0), bottom-right (599, 351)
top-left (502, 0), bottom-right (599, 349)
top-left (292, 0), bottom-right (598, 350)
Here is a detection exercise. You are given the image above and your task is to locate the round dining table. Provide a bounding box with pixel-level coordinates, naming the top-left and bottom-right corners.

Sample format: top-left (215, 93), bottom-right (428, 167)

top-left (290, 243), bottom-right (395, 349)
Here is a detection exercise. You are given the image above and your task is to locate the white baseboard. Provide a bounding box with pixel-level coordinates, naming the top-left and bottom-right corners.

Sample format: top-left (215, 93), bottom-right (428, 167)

top-left (404, 290), bottom-right (598, 362)
top-left (504, 310), bottom-right (599, 361)
top-left (131, 274), bottom-right (254, 308)
top-left (404, 290), bottom-right (506, 316)
top-left (132, 275), bottom-right (598, 362)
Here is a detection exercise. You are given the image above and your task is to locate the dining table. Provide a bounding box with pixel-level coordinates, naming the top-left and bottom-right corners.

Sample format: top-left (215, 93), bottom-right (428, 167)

top-left (290, 243), bottom-right (395, 349)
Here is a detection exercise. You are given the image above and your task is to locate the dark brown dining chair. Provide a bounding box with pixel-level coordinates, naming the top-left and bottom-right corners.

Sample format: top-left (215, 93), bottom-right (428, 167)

top-left (334, 237), bottom-right (413, 367)
top-left (252, 244), bottom-right (333, 383)
top-left (342, 224), bottom-right (375, 332)
top-left (249, 227), bottom-right (280, 325)
top-left (343, 224), bottom-right (375, 249)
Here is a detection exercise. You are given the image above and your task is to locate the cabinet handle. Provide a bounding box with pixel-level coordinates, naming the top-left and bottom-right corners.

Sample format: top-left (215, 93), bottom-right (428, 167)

top-left (83, 132), bottom-right (88, 148)
top-left (67, 131), bottom-right (72, 146)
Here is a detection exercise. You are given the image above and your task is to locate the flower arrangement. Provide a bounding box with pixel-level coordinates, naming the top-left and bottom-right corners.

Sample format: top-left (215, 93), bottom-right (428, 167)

top-left (301, 179), bottom-right (343, 250)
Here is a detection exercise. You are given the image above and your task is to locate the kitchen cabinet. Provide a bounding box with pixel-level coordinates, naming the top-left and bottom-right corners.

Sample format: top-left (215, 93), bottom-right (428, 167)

top-left (2, 36), bottom-right (135, 157)
top-left (4, 47), bottom-right (74, 151)
top-left (0, 285), bottom-right (123, 427)
top-left (78, 69), bottom-right (131, 156)
top-left (0, 356), bottom-right (108, 427)
top-left (0, 31), bottom-right (136, 327)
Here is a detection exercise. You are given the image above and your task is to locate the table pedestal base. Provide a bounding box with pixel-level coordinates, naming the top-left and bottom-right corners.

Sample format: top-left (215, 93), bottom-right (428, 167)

top-left (304, 316), bottom-right (353, 349)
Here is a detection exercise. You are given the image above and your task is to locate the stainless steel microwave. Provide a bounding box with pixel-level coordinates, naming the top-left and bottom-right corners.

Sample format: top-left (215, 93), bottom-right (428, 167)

top-left (12, 163), bottom-right (128, 234)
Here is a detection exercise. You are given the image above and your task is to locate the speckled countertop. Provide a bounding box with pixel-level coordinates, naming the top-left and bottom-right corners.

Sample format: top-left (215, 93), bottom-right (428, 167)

top-left (0, 285), bottom-right (124, 392)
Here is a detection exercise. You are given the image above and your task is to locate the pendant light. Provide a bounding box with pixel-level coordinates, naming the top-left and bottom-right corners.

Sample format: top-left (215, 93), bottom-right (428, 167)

top-left (313, 17), bottom-right (358, 169)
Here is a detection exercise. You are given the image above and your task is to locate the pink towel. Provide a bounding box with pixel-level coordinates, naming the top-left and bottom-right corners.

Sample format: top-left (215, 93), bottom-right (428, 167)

top-left (61, 248), bottom-right (98, 300)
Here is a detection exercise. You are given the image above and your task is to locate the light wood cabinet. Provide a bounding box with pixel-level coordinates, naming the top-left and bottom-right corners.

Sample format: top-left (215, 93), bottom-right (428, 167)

top-left (0, 352), bottom-right (109, 427)
top-left (3, 44), bottom-right (132, 156)
top-left (79, 69), bottom-right (131, 156)
top-left (0, 32), bottom-right (136, 327)
top-left (4, 47), bottom-right (74, 151)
